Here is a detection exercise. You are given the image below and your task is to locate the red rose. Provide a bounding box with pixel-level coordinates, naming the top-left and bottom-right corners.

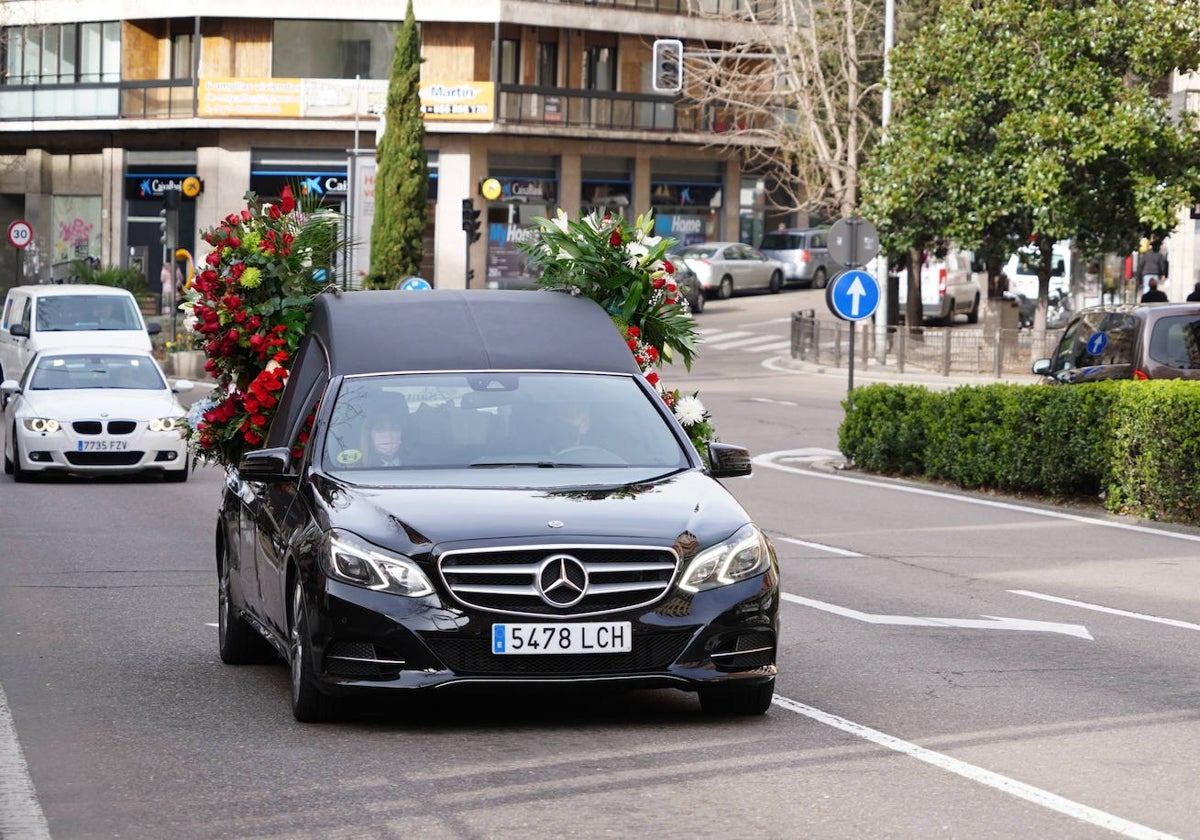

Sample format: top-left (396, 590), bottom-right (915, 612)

top-left (241, 209), bottom-right (252, 222)
top-left (609, 229), bottom-right (622, 247)
top-left (268, 205), bottom-right (281, 220)
top-left (645, 371), bottom-right (660, 386)
top-left (280, 185), bottom-right (296, 214)
top-left (243, 430), bottom-right (263, 445)
top-left (664, 259), bottom-right (674, 274)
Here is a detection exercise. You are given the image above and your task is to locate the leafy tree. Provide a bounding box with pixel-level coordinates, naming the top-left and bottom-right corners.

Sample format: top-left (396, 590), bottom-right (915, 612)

top-left (367, 0), bottom-right (427, 288)
top-left (861, 0), bottom-right (1200, 329)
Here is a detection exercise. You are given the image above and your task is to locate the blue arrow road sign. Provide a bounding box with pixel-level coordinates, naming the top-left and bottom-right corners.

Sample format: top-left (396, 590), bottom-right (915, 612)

top-left (399, 276), bottom-right (432, 291)
top-left (825, 269), bottom-right (880, 322)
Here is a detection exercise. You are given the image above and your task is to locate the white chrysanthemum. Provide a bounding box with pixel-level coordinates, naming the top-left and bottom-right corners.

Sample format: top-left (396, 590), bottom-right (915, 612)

top-left (674, 395), bottom-right (706, 427)
top-left (552, 208), bottom-right (570, 233)
top-left (556, 247), bottom-right (576, 261)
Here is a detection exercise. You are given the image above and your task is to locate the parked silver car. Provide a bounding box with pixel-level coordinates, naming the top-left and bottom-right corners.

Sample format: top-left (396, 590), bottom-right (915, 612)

top-left (759, 227), bottom-right (840, 289)
top-left (671, 242), bottom-right (785, 299)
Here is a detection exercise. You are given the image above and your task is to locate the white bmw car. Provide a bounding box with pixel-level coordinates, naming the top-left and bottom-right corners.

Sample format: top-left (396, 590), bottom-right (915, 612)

top-left (2, 348), bottom-right (194, 482)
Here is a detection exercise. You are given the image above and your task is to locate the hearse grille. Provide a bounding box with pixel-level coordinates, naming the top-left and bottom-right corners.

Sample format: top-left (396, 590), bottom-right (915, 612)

top-left (438, 544), bottom-right (678, 618)
top-left (422, 629), bottom-right (694, 676)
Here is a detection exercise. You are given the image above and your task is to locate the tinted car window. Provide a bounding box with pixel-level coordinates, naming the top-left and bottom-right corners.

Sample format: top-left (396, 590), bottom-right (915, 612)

top-left (323, 371), bottom-right (688, 473)
top-left (36, 295), bottom-right (141, 331)
top-left (760, 233), bottom-right (802, 250)
top-left (676, 245), bottom-right (718, 259)
top-left (1148, 315), bottom-right (1200, 369)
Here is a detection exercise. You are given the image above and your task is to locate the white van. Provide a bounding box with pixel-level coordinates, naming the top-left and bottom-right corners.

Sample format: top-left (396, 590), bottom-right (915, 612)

top-left (1003, 241), bottom-right (1071, 301)
top-left (896, 248), bottom-right (984, 325)
top-left (0, 285), bottom-right (160, 381)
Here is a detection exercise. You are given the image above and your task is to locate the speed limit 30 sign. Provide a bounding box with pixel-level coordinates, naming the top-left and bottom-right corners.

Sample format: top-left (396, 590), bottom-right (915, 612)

top-left (7, 220), bottom-right (32, 249)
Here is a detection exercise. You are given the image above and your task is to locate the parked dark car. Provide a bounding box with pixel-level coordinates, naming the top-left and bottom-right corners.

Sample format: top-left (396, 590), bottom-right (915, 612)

top-left (217, 289), bottom-right (779, 721)
top-left (1032, 303), bottom-right (1200, 383)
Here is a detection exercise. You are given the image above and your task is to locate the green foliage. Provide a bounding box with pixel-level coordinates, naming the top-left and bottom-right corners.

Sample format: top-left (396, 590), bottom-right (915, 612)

top-left (861, 0), bottom-right (1200, 301)
top-left (838, 379), bottom-right (1200, 524)
top-left (838, 383), bottom-right (939, 475)
top-left (1106, 381), bottom-right (1200, 521)
top-left (367, 0), bottom-right (427, 288)
top-left (71, 260), bottom-right (147, 295)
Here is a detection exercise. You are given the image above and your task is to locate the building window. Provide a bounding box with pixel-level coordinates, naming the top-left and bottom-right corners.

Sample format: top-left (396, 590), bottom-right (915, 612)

top-left (273, 20), bottom-right (395, 80)
top-left (171, 32), bottom-right (193, 80)
top-left (340, 40), bottom-right (371, 79)
top-left (583, 45), bottom-right (615, 92)
top-left (3, 22), bottom-right (116, 85)
top-left (536, 42), bottom-right (558, 87)
top-left (500, 38), bottom-right (519, 85)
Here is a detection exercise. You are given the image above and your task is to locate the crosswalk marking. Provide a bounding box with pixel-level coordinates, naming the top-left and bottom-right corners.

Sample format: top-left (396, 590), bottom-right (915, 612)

top-left (698, 328), bottom-right (791, 354)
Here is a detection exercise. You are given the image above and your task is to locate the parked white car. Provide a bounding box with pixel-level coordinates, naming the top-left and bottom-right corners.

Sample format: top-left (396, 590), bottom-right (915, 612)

top-left (671, 242), bottom-right (785, 299)
top-left (0, 284), bottom-right (160, 382)
top-left (2, 347), bottom-right (192, 482)
top-left (897, 248), bottom-right (984, 325)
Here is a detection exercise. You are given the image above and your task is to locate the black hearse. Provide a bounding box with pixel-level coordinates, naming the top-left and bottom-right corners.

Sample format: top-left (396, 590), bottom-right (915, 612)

top-left (217, 289), bottom-right (779, 721)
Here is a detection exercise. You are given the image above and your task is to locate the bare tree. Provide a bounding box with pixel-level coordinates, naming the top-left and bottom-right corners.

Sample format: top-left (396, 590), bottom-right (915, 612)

top-left (680, 0), bottom-right (887, 220)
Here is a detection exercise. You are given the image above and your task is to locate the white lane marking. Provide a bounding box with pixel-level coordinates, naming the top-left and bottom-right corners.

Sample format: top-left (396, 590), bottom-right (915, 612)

top-left (205, 622), bottom-right (218, 628)
top-left (1010, 590), bottom-right (1200, 632)
top-left (771, 695), bottom-right (1180, 840)
top-left (776, 536), bottom-right (864, 557)
top-left (0, 680), bottom-right (51, 840)
top-left (748, 397), bottom-right (798, 407)
top-left (697, 329), bottom-right (754, 342)
top-left (782, 593), bottom-right (1093, 640)
top-left (740, 340), bottom-right (793, 354)
top-left (755, 449), bottom-right (1200, 544)
top-left (705, 335), bottom-right (789, 350)
top-left (739, 317), bottom-right (794, 327)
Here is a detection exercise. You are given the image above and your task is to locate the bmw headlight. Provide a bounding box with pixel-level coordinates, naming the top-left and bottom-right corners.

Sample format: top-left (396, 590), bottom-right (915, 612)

top-left (149, 416), bottom-right (183, 432)
top-left (320, 530), bottom-right (434, 597)
top-left (22, 417), bottom-right (60, 433)
top-left (679, 524), bottom-right (772, 593)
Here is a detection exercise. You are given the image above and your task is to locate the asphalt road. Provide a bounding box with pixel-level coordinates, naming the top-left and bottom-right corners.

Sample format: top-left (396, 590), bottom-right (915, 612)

top-left (2, 286), bottom-right (1198, 839)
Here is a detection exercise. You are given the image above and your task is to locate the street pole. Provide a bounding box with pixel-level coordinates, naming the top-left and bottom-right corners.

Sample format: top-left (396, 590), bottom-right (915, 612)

top-left (875, 0), bottom-right (896, 365)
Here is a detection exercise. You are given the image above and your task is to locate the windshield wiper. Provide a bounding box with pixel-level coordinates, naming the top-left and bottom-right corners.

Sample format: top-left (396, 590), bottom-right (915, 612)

top-left (469, 461), bottom-right (560, 468)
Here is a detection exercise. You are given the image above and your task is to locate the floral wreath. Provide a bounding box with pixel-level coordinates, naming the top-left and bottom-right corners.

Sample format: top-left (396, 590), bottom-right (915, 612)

top-left (181, 186), bottom-right (342, 470)
top-left (520, 209), bottom-right (716, 458)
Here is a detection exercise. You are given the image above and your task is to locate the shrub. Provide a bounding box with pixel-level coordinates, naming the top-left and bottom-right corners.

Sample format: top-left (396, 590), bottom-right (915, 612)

top-left (839, 383), bottom-right (939, 475)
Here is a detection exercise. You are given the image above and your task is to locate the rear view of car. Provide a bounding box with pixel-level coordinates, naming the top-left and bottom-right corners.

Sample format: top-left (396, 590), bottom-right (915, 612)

top-left (759, 228), bottom-right (837, 289)
top-left (1032, 303), bottom-right (1200, 383)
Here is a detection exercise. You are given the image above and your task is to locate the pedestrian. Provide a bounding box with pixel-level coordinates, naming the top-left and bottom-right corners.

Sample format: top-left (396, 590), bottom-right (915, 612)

top-left (160, 260), bottom-right (182, 315)
top-left (1187, 282), bottom-right (1200, 302)
top-left (1141, 277), bottom-right (1168, 303)
top-left (1137, 238), bottom-right (1168, 295)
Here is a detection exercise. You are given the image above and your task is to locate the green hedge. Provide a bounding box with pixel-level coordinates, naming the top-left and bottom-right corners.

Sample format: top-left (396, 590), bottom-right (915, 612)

top-left (838, 380), bottom-right (1200, 524)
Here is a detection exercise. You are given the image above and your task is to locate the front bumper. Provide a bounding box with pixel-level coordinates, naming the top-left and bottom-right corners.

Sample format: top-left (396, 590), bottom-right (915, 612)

top-left (12, 425), bottom-right (187, 475)
top-left (305, 573), bottom-right (779, 696)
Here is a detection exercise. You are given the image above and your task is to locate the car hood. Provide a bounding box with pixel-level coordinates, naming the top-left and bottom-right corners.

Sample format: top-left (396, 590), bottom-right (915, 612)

top-left (17, 388), bottom-right (183, 419)
top-left (311, 469), bottom-right (753, 550)
top-left (27, 330), bottom-right (151, 352)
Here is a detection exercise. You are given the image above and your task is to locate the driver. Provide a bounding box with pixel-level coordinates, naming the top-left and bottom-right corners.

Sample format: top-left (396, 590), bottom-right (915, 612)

top-left (548, 401), bottom-right (591, 452)
top-left (363, 399), bottom-right (409, 466)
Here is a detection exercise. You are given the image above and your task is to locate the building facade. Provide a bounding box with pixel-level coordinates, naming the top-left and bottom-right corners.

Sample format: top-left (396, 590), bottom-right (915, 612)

top-left (0, 0), bottom-right (793, 302)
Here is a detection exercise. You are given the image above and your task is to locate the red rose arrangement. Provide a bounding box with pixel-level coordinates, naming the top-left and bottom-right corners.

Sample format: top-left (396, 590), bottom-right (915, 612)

top-left (181, 186), bottom-right (343, 470)
top-left (520, 209), bottom-right (716, 459)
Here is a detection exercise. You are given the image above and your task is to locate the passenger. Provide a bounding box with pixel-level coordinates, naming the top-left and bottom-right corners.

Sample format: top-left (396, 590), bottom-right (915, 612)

top-left (363, 401), bottom-right (409, 466)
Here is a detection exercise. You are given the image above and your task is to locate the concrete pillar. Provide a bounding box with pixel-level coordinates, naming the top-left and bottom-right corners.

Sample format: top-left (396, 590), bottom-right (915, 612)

top-left (434, 136), bottom-right (474, 290)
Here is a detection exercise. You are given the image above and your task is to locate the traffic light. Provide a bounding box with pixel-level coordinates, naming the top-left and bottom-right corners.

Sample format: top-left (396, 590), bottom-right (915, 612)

top-left (158, 209), bottom-right (168, 245)
top-left (652, 39), bottom-right (683, 94)
top-left (461, 198), bottom-right (481, 243)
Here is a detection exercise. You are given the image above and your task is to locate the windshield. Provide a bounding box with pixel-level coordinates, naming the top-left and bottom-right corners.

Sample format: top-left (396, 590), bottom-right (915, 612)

top-left (29, 353), bottom-right (165, 390)
top-left (322, 372), bottom-right (689, 472)
top-left (760, 233), bottom-right (802, 250)
top-left (36, 295), bottom-right (142, 332)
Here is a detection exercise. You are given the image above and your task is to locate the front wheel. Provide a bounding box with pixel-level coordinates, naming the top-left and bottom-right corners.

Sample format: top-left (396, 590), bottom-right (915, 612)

top-left (690, 290), bottom-right (705, 314)
top-left (163, 453), bottom-right (189, 483)
top-left (290, 582), bottom-right (337, 723)
top-left (812, 267), bottom-right (827, 289)
top-left (718, 276), bottom-right (734, 300)
top-left (967, 295), bottom-right (980, 324)
top-left (699, 678), bottom-right (776, 716)
top-left (768, 271), bottom-right (782, 294)
top-left (11, 425), bottom-right (29, 483)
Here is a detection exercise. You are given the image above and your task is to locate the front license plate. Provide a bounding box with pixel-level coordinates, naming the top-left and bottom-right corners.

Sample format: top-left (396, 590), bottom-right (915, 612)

top-left (78, 440), bottom-right (128, 451)
top-left (491, 622), bottom-right (632, 655)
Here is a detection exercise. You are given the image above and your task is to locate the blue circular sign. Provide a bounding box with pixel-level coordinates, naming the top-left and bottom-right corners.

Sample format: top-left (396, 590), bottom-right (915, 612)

top-left (398, 276), bottom-right (432, 291)
top-left (1086, 332), bottom-right (1107, 355)
top-left (825, 269), bottom-right (880, 322)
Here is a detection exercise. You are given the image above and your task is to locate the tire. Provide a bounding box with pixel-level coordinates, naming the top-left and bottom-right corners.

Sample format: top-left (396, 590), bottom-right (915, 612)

top-left (967, 295), bottom-right (980, 324)
top-left (164, 452), bottom-right (189, 483)
top-left (690, 290), bottom-right (705, 314)
top-left (11, 425), bottom-right (29, 483)
top-left (768, 271), bottom-right (782, 294)
top-left (218, 544), bottom-right (276, 665)
top-left (3, 439), bottom-right (11, 475)
top-left (718, 276), bottom-right (734, 300)
top-left (699, 678), bottom-right (776, 716)
top-left (290, 582), bottom-right (337, 723)
top-left (812, 267), bottom-right (827, 289)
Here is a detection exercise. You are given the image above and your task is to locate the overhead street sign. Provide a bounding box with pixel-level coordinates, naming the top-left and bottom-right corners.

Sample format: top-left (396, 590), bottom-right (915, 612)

top-left (399, 276), bottom-right (432, 291)
top-left (825, 269), bottom-right (880, 322)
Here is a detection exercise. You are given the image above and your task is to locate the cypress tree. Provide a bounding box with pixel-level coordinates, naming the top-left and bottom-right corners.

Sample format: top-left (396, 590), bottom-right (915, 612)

top-left (367, 0), bottom-right (427, 288)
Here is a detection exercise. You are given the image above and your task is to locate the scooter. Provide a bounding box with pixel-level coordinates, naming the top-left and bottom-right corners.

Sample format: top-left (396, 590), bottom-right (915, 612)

top-left (1005, 288), bottom-right (1070, 330)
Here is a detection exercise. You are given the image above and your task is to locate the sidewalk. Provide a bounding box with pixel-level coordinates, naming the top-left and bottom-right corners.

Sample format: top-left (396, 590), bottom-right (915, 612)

top-left (770, 352), bottom-right (1034, 388)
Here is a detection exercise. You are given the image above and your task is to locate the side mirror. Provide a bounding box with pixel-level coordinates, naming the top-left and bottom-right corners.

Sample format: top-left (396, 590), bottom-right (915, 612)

top-left (9, 324), bottom-right (28, 338)
top-left (707, 442), bottom-right (752, 478)
top-left (146, 322), bottom-right (162, 335)
top-left (171, 379), bottom-right (195, 392)
top-left (1031, 359), bottom-right (1052, 376)
top-left (238, 447), bottom-right (297, 482)
top-left (0, 378), bottom-right (19, 410)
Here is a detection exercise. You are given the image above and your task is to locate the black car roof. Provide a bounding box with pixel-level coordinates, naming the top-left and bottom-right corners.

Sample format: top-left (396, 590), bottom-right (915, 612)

top-left (309, 289), bottom-right (642, 376)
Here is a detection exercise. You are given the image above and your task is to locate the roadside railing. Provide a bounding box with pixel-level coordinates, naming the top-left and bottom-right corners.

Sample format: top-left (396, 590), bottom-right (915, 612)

top-left (791, 311), bottom-right (1060, 378)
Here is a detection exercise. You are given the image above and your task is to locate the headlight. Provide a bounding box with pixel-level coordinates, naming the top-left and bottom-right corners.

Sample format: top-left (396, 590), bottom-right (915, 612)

top-left (21, 417), bottom-right (60, 433)
top-left (679, 524), bottom-right (772, 593)
top-left (149, 416), bottom-right (182, 432)
top-left (320, 530), bottom-right (434, 597)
